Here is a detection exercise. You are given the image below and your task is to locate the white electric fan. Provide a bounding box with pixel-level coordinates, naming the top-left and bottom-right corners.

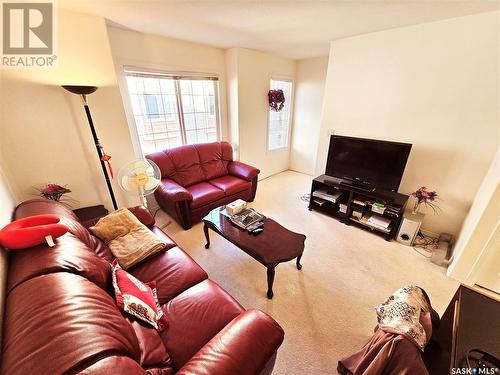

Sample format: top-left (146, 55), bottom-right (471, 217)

top-left (118, 159), bottom-right (161, 208)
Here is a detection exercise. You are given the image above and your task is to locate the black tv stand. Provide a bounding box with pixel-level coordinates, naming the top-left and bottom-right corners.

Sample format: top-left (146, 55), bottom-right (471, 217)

top-left (338, 176), bottom-right (375, 191)
top-left (308, 175), bottom-right (409, 240)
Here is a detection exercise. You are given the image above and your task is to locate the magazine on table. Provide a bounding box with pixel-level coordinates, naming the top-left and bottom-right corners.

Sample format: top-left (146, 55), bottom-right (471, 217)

top-left (222, 208), bottom-right (265, 229)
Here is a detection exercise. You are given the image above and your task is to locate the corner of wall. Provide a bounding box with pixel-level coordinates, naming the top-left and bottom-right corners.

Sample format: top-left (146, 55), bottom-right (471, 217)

top-left (225, 48), bottom-right (240, 160)
top-left (290, 55), bottom-right (329, 175)
top-left (447, 147), bottom-right (500, 283)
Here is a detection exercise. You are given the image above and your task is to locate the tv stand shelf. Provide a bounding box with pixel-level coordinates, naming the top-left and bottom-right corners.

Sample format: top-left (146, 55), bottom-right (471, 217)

top-left (308, 175), bottom-right (409, 240)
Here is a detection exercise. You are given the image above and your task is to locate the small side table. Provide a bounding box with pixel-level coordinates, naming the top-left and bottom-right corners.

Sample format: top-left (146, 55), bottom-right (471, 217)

top-left (73, 205), bottom-right (109, 228)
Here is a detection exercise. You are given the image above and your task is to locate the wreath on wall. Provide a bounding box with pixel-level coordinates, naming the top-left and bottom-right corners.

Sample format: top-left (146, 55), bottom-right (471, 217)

top-left (268, 89), bottom-right (285, 112)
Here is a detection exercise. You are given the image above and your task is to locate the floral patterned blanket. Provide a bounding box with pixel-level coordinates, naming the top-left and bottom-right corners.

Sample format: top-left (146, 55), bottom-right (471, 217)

top-left (375, 285), bottom-right (431, 351)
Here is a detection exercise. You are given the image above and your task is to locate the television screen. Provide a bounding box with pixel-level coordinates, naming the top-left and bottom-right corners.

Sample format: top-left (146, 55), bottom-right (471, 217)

top-left (325, 135), bottom-right (412, 192)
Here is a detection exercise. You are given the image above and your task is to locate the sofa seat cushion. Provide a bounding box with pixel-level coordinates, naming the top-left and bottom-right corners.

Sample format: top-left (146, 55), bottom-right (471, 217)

top-left (187, 182), bottom-right (225, 209)
top-left (1, 273), bottom-right (140, 375)
top-left (129, 247), bottom-right (208, 304)
top-left (208, 175), bottom-right (252, 196)
top-left (160, 279), bottom-right (244, 369)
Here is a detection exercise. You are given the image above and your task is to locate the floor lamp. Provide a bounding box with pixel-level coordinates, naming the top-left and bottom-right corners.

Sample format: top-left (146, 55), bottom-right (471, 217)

top-left (62, 85), bottom-right (118, 210)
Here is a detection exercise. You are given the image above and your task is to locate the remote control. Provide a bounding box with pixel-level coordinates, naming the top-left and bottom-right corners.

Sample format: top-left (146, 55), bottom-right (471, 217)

top-left (247, 221), bottom-right (264, 233)
top-left (252, 228), bottom-right (264, 235)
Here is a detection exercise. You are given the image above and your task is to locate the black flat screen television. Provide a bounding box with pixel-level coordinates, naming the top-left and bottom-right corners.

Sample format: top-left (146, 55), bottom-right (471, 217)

top-left (325, 135), bottom-right (412, 192)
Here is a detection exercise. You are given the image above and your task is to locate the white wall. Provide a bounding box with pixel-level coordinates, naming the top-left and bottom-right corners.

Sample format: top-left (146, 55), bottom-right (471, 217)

top-left (225, 48), bottom-right (240, 159)
top-left (473, 226), bottom-right (500, 293)
top-left (106, 25), bottom-right (230, 155)
top-left (0, 162), bottom-right (16, 345)
top-left (447, 147), bottom-right (500, 290)
top-left (316, 11), bottom-right (499, 235)
top-left (290, 56), bottom-right (329, 175)
top-left (0, 9), bottom-right (135, 211)
top-left (226, 48), bottom-right (296, 179)
top-left (0, 11), bottom-right (297, 213)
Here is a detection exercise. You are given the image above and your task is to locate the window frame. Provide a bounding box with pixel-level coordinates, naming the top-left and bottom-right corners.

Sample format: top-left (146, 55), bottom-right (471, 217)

top-left (122, 66), bottom-right (222, 157)
top-left (266, 77), bottom-right (294, 153)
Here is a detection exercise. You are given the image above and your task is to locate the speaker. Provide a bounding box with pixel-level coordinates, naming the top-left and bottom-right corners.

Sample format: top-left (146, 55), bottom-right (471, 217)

top-left (397, 212), bottom-right (424, 246)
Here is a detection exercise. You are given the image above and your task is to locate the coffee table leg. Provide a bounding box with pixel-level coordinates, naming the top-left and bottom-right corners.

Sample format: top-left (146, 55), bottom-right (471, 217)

top-left (203, 222), bottom-right (210, 249)
top-left (296, 253), bottom-right (303, 270)
top-left (266, 267), bottom-right (275, 299)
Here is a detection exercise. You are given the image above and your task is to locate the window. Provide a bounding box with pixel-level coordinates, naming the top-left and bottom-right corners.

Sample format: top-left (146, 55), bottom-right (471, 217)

top-left (143, 95), bottom-right (160, 120)
top-left (125, 69), bottom-right (220, 155)
top-left (268, 79), bottom-right (293, 151)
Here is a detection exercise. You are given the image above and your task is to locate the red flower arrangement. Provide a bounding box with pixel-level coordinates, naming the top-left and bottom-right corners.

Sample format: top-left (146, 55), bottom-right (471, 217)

top-left (38, 184), bottom-right (71, 202)
top-left (268, 89), bottom-right (285, 112)
top-left (411, 186), bottom-right (439, 214)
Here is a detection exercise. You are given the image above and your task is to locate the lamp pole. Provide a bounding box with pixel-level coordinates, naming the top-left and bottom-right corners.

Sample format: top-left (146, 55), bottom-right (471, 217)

top-left (62, 85), bottom-right (118, 211)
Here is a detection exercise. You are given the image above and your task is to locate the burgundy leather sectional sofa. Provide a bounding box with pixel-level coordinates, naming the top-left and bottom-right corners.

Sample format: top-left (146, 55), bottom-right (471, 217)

top-left (1, 199), bottom-right (284, 374)
top-left (147, 142), bottom-right (259, 229)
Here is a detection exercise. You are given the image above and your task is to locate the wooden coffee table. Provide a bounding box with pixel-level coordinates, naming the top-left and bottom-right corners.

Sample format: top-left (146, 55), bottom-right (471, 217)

top-left (202, 207), bottom-right (306, 299)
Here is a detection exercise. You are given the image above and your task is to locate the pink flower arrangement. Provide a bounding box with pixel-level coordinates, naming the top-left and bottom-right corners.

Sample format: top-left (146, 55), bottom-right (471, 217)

top-left (268, 89), bottom-right (285, 112)
top-left (38, 184), bottom-right (71, 201)
top-left (411, 186), bottom-right (439, 214)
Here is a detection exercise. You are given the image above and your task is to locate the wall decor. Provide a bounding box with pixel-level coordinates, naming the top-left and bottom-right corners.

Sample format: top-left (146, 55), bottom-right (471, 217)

top-left (268, 89), bottom-right (285, 112)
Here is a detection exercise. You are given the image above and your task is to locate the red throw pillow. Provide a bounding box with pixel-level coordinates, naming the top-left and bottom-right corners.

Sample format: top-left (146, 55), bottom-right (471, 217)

top-left (0, 214), bottom-right (68, 249)
top-left (112, 261), bottom-right (168, 331)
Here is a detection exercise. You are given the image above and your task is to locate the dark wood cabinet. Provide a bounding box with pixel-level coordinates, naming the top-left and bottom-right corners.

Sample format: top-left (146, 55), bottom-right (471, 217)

top-left (428, 285), bottom-right (500, 374)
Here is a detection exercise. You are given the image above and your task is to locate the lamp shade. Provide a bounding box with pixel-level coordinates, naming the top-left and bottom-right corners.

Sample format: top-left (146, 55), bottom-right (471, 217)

top-left (62, 85), bottom-right (98, 95)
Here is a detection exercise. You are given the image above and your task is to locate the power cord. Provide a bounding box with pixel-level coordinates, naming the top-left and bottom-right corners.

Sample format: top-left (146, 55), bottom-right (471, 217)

top-left (465, 349), bottom-right (500, 372)
top-left (412, 232), bottom-right (437, 258)
top-left (151, 207), bottom-right (172, 229)
top-left (304, 192), bottom-right (437, 260)
top-left (152, 207), bottom-right (162, 219)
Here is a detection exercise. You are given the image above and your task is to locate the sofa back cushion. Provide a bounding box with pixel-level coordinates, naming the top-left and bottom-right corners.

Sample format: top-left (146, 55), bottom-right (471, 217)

top-left (15, 199), bottom-right (80, 221)
top-left (7, 233), bottom-right (112, 294)
top-left (147, 142), bottom-right (233, 187)
top-left (195, 142), bottom-right (233, 181)
top-left (166, 145), bottom-right (206, 186)
top-left (14, 199), bottom-right (115, 262)
top-left (1, 273), bottom-right (140, 375)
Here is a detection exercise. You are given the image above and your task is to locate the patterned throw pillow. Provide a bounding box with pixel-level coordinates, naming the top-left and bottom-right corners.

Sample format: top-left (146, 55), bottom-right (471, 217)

top-left (112, 261), bottom-right (168, 331)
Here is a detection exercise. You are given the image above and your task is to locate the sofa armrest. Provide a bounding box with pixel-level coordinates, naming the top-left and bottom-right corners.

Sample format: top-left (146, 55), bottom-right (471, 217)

top-left (157, 179), bottom-right (193, 202)
top-left (228, 161), bottom-right (260, 181)
top-left (176, 309), bottom-right (284, 375)
top-left (128, 206), bottom-right (155, 227)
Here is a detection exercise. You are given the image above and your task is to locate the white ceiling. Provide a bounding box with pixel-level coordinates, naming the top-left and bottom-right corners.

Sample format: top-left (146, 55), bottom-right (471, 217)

top-left (59, 0), bottom-right (499, 59)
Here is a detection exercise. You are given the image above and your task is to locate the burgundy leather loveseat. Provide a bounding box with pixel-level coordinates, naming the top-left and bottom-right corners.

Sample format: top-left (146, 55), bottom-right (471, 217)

top-left (1, 199), bottom-right (284, 375)
top-left (146, 142), bottom-right (259, 229)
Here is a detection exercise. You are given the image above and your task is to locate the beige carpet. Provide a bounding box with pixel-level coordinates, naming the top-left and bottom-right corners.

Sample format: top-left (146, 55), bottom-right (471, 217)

top-left (155, 171), bottom-right (459, 374)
